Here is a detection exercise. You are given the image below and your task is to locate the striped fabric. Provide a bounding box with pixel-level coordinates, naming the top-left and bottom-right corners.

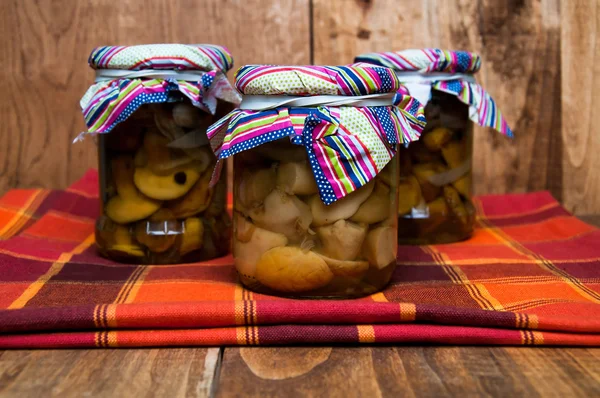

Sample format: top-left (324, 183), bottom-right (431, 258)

top-left (0, 170), bottom-right (599, 348)
top-left (89, 44), bottom-right (234, 72)
top-left (354, 49), bottom-right (513, 137)
top-left (235, 64), bottom-right (402, 95)
top-left (208, 64), bottom-right (426, 205)
top-left (80, 44), bottom-right (240, 135)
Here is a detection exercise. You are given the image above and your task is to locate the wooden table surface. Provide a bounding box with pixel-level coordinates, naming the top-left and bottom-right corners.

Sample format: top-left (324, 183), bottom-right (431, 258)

top-left (1, 215), bottom-right (600, 398)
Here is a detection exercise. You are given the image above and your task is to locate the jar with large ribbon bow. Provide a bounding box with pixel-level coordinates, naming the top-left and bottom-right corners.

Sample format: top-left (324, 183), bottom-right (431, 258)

top-left (208, 64), bottom-right (426, 298)
top-left (78, 44), bottom-right (241, 264)
top-left (355, 49), bottom-right (513, 244)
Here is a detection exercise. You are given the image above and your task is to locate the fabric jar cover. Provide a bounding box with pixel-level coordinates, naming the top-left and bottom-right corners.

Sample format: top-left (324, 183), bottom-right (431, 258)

top-left (354, 49), bottom-right (513, 137)
top-left (78, 44), bottom-right (241, 136)
top-left (207, 63), bottom-right (427, 205)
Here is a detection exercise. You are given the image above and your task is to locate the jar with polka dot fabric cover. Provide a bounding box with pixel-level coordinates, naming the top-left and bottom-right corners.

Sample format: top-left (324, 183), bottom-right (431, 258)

top-left (78, 44), bottom-right (241, 264)
top-left (207, 63), bottom-right (426, 298)
top-left (354, 49), bottom-right (514, 244)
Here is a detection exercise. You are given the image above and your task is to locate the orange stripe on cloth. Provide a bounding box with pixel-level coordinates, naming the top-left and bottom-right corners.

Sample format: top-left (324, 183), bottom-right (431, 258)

top-left (501, 216), bottom-right (596, 242)
top-left (479, 214), bottom-right (600, 305)
top-left (0, 190), bottom-right (49, 239)
top-left (426, 245), bottom-right (504, 311)
top-left (371, 292), bottom-right (389, 302)
top-left (399, 303), bottom-right (416, 321)
top-left (114, 265), bottom-right (153, 305)
top-left (7, 234), bottom-right (95, 309)
top-left (357, 325), bottom-right (376, 343)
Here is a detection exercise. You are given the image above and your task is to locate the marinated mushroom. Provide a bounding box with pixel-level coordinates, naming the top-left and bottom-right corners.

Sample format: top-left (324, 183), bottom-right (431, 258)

top-left (443, 185), bottom-right (469, 225)
top-left (234, 222), bottom-right (288, 280)
top-left (180, 217), bottom-right (204, 256)
top-left (397, 175), bottom-right (422, 216)
top-left (166, 167), bottom-right (214, 218)
top-left (362, 226), bottom-right (396, 269)
top-left (108, 224), bottom-right (145, 257)
top-left (255, 246), bottom-right (334, 293)
top-left (234, 213), bottom-right (257, 243)
top-left (422, 127), bottom-right (453, 151)
top-left (441, 140), bottom-right (466, 169)
top-left (105, 155), bottom-right (162, 224)
top-left (427, 196), bottom-right (450, 218)
top-left (316, 219), bottom-right (367, 261)
top-left (237, 167), bottom-right (277, 210)
top-left (412, 163), bottom-right (446, 202)
top-left (308, 180), bottom-right (374, 227)
top-left (453, 174), bottom-right (471, 197)
top-left (248, 189), bottom-right (312, 243)
top-left (316, 254), bottom-right (369, 278)
top-left (133, 166), bottom-right (201, 200)
top-left (350, 182), bottom-right (391, 224)
top-left (276, 161), bottom-right (319, 195)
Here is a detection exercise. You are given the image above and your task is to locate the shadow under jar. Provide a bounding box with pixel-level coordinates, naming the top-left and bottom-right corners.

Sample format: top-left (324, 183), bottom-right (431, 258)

top-left (96, 101), bottom-right (231, 264)
top-left (233, 138), bottom-right (399, 298)
top-left (397, 91), bottom-right (476, 244)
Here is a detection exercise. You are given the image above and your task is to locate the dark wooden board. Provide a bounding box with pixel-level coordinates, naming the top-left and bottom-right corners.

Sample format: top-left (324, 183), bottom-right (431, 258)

top-left (0, 348), bottom-right (221, 397)
top-left (1, 346), bottom-right (599, 397)
top-left (216, 346), bottom-right (600, 397)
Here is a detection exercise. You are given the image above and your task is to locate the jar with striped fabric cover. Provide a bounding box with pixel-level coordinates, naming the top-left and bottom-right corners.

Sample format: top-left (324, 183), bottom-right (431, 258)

top-left (208, 64), bottom-right (426, 298)
top-left (355, 49), bottom-right (513, 244)
top-left (78, 44), bottom-right (240, 264)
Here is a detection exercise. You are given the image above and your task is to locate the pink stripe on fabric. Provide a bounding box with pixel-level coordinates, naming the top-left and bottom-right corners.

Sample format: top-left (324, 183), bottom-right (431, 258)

top-left (96, 82), bottom-right (165, 130)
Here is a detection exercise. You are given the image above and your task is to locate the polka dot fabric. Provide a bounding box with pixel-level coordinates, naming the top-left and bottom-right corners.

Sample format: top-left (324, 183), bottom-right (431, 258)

top-left (88, 44), bottom-right (234, 73)
top-left (354, 48), bottom-right (481, 74)
top-left (234, 64), bottom-right (402, 96)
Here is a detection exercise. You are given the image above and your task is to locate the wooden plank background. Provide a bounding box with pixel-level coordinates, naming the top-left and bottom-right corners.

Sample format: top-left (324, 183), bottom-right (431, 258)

top-left (0, 0), bottom-right (598, 214)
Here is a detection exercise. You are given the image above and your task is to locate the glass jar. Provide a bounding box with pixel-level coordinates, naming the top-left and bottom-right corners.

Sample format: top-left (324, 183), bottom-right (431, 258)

top-left (354, 49), bottom-right (513, 245)
top-left (232, 138), bottom-right (399, 298)
top-left (95, 101), bottom-right (231, 264)
top-left (208, 64), bottom-right (425, 298)
top-left (79, 44), bottom-right (240, 264)
top-left (397, 90), bottom-right (476, 244)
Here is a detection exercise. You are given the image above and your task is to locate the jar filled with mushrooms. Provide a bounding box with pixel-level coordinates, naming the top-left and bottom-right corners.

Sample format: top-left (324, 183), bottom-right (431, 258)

top-left (355, 49), bottom-right (513, 244)
top-left (79, 44), bottom-right (240, 263)
top-left (208, 64), bottom-right (425, 298)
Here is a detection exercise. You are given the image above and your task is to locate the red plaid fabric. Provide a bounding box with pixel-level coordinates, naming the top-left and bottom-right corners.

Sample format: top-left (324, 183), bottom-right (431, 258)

top-left (0, 170), bottom-right (599, 348)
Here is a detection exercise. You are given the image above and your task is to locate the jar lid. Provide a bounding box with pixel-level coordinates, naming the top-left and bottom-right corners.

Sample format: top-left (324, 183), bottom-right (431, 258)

top-left (88, 44), bottom-right (234, 73)
top-left (354, 49), bottom-right (512, 137)
top-left (235, 64), bottom-right (401, 96)
top-left (354, 49), bottom-right (481, 74)
top-left (207, 64), bottom-right (426, 205)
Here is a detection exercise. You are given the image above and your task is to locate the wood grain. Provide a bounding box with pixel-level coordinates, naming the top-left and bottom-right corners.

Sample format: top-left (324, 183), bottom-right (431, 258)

top-left (313, 0), bottom-right (565, 203)
top-left (0, 0), bottom-right (310, 195)
top-left (0, 348), bottom-right (221, 397)
top-left (580, 214), bottom-right (600, 228)
top-left (217, 346), bottom-right (600, 397)
top-left (560, 0), bottom-right (600, 214)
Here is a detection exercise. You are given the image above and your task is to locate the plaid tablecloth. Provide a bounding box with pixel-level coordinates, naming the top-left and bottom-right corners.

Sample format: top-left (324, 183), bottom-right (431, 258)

top-left (0, 170), bottom-right (599, 348)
